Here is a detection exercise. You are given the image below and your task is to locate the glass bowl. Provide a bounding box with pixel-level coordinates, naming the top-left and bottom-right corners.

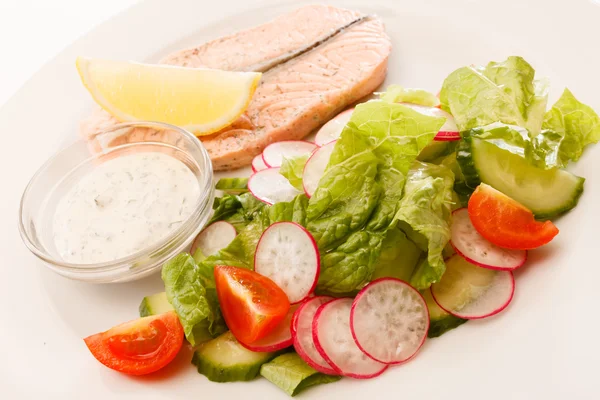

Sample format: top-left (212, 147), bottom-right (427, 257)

top-left (18, 121), bottom-right (214, 283)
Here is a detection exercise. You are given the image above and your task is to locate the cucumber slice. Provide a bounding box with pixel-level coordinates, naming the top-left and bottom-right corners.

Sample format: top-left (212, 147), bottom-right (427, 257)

top-left (139, 292), bottom-right (174, 317)
top-left (192, 331), bottom-right (277, 382)
top-left (421, 289), bottom-right (466, 338)
top-left (417, 140), bottom-right (453, 162)
top-left (458, 135), bottom-right (584, 219)
top-left (260, 353), bottom-right (341, 397)
top-left (215, 177), bottom-right (249, 195)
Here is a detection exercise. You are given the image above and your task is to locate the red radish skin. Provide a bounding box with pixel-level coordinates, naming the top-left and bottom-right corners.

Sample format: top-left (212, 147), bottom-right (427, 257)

top-left (434, 131), bottom-right (461, 141)
top-left (302, 140), bottom-right (337, 198)
top-left (452, 242), bottom-right (527, 272)
top-left (251, 154), bottom-right (268, 173)
top-left (350, 278), bottom-right (429, 365)
top-left (291, 296), bottom-right (337, 375)
top-left (431, 255), bottom-right (516, 320)
top-left (262, 141), bottom-right (318, 168)
top-left (451, 208), bottom-right (527, 271)
top-left (254, 222), bottom-right (320, 304)
top-left (248, 167), bottom-right (301, 205)
top-left (312, 298), bottom-right (388, 379)
top-left (190, 221), bottom-right (237, 257)
top-left (239, 304), bottom-right (299, 352)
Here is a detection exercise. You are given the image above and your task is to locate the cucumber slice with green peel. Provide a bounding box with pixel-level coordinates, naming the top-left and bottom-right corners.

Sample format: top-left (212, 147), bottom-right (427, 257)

top-left (215, 177), bottom-right (249, 195)
top-left (139, 292), bottom-right (174, 317)
top-left (260, 353), bottom-right (341, 397)
top-left (192, 331), bottom-right (278, 382)
top-left (421, 289), bottom-right (466, 338)
top-left (457, 134), bottom-right (584, 219)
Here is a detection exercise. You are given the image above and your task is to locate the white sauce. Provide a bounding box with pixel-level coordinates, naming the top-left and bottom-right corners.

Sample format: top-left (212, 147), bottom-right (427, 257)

top-left (52, 152), bottom-right (200, 264)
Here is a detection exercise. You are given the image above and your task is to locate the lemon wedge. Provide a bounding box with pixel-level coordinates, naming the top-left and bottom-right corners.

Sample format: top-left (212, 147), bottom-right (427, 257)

top-left (76, 57), bottom-right (261, 135)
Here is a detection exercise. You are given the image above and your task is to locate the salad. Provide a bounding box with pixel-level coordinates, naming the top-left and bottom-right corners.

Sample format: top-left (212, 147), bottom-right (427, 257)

top-left (83, 56), bottom-right (600, 396)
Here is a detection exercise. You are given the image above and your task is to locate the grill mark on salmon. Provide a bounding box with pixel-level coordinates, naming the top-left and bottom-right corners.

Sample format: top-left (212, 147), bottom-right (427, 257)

top-left (81, 6), bottom-right (391, 171)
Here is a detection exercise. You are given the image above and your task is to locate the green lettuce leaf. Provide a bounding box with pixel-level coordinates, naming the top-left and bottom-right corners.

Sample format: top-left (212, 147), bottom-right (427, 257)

top-left (307, 100), bottom-right (445, 294)
top-left (394, 161), bottom-right (454, 289)
top-left (162, 253), bottom-right (227, 345)
top-left (317, 230), bottom-right (385, 296)
top-left (260, 353), bottom-right (341, 397)
top-left (215, 177), bottom-right (249, 195)
top-left (269, 193), bottom-right (309, 226)
top-left (164, 193), bottom-right (309, 342)
top-left (379, 84), bottom-right (440, 107)
top-left (280, 155), bottom-right (309, 191)
top-left (430, 151), bottom-right (470, 206)
top-left (466, 114), bottom-right (600, 171)
top-left (428, 315), bottom-right (468, 338)
top-left (209, 192), bottom-right (265, 230)
top-left (371, 227), bottom-right (422, 282)
top-left (210, 195), bottom-right (242, 225)
top-left (535, 88), bottom-right (600, 167)
top-left (440, 56), bottom-right (548, 134)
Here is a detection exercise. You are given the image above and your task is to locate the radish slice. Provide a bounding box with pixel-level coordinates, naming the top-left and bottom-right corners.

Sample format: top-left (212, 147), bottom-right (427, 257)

top-left (451, 208), bottom-right (527, 271)
top-left (292, 296), bottom-right (337, 375)
top-left (350, 278), bottom-right (429, 365)
top-left (240, 304), bottom-right (299, 352)
top-left (190, 221), bottom-right (237, 257)
top-left (302, 140), bottom-right (336, 198)
top-left (262, 141), bottom-right (318, 168)
top-left (251, 154), bottom-right (268, 173)
top-left (399, 103), bottom-right (460, 141)
top-left (431, 254), bottom-right (515, 319)
top-left (313, 298), bottom-right (388, 379)
top-left (434, 131), bottom-right (461, 141)
top-left (314, 108), bottom-right (354, 146)
top-left (248, 168), bottom-right (301, 205)
top-left (254, 222), bottom-right (319, 304)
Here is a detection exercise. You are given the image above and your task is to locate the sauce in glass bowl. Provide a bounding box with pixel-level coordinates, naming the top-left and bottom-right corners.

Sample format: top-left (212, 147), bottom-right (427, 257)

top-left (19, 122), bottom-right (214, 283)
top-left (53, 152), bottom-right (200, 264)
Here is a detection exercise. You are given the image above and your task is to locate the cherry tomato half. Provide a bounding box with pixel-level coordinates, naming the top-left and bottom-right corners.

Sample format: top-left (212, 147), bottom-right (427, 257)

top-left (214, 265), bottom-right (290, 345)
top-left (468, 183), bottom-right (559, 250)
top-left (84, 311), bottom-right (184, 375)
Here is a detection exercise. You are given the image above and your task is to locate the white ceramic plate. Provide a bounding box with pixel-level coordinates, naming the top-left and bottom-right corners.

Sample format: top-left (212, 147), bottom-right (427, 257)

top-left (1, 0), bottom-right (599, 398)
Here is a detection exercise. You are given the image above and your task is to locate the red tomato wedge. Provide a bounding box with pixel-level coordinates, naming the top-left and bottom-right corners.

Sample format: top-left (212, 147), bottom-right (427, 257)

top-left (468, 183), bottom-right (559, 250)
top-left (84, 311), bottom-right (184, 375)
top-left (214, 265), bottom-right (290, 345)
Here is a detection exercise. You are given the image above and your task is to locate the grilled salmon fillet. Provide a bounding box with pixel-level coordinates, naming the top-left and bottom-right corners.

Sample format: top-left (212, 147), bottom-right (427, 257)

top-left (81, 5), bottom-right (391, 171)
top-left (205, 18), bottom-right (391, 170)
top-left (161, 5), bottom-right (365, 71)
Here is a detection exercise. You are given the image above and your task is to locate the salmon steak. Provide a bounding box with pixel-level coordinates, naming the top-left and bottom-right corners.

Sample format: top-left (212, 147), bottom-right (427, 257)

top-left (81, 5), bottom-right (392, 171)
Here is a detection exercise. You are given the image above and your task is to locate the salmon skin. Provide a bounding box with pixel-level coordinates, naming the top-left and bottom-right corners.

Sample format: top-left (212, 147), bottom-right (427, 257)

top-left (81, 5), bottom-right (392, 171)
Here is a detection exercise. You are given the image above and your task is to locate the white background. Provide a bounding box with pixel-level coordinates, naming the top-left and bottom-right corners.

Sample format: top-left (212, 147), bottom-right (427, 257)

top-left (0, 0), bottom-right (139, 107)
top-left (1, 0), bottom-right (599, 398)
